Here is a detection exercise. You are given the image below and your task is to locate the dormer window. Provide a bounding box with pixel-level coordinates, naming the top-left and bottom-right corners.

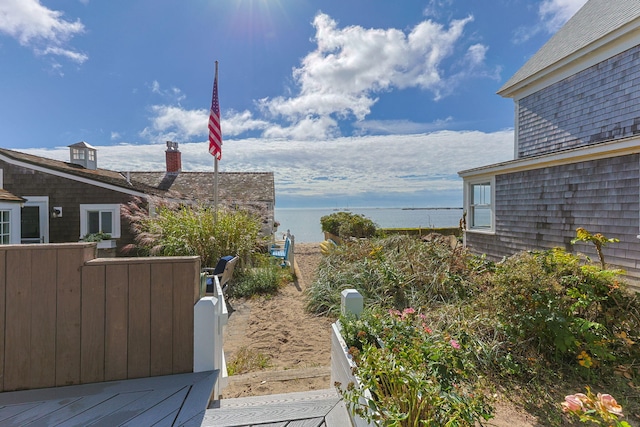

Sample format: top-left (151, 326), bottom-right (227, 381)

top-left (72, 148), bottom-right (85, 161)
top-left (68, 141), bottom-right (97, 170)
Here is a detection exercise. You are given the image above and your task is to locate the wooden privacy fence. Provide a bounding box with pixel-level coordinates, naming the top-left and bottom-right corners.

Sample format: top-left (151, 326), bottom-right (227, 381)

top-left (0, 243), bottom-right (201, 392)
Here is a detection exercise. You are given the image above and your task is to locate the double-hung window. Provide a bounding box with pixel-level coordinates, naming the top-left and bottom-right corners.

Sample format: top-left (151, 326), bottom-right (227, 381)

top-left (0, 210), bottom-right (10, 244)
top-left (80, 204), bottom-right (121, 238)
top-left (468, 178), bottom-right (494, 230)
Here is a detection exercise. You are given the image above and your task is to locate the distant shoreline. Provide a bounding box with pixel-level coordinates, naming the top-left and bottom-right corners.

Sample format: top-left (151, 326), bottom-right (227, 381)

top-left (276, 206), bottom-right (463, 210)
top-left (401, 207), bottom-right (462, 211)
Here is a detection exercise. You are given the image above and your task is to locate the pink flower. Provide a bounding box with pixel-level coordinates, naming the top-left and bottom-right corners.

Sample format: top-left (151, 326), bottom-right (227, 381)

top-left (450, 339), bottom-right (461, 349)
top-left (422, 324), bottom-right (432, 334)
top-left (597, 393), bottom-right (623, 416)
top-left (403, 307), bottom-right (415, 315)
top-left (562, 394), bottom-right (584, 412)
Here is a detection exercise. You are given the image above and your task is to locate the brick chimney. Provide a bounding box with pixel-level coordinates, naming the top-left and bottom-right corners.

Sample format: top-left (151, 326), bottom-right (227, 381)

top-left (165, 141), bottom-right (181, 173)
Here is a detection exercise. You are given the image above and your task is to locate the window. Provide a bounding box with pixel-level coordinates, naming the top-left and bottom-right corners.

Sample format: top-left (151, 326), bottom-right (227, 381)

top-left (72, 148), bottom-right (85, 160)
top-left (0, 210), bottom-right (9, 244)
top-left (80, 204), bottom-right (121, 238)
top-left (468, 178), bottom-right (494, 231)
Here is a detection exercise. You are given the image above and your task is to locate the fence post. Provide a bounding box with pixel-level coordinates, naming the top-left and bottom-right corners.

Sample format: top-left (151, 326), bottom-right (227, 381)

top-left (341, 289), bottom-right (363, 317)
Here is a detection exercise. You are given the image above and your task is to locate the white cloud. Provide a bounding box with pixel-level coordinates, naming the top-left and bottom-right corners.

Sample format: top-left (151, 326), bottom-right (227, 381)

top-left (142, 11), bottom-right (496, 143)
top-left (514, 0), bottom-right (587, 43)
top-left (354, 118), bottom-right (453, 135)
top-left (140, 105), bottom-right (208, 143)
top-left (262, 13), bottom-right (480, 122)
top-left (0, 0), bottom-right (87, 63)
top-left (539, 0), bottom-right (587, 33)
top-left (20, 130), bottom-right (514, 202)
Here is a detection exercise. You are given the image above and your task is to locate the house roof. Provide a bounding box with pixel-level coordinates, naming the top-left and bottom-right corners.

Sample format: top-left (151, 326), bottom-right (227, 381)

top-left (0, 188), bottom-right (25, 203)
top-left (128, 171), bottom-right (276, 204)
top-left (498, 0), bottom-right (640, 96)
top-left (0, 147), bottom-right (275, 204)
top-left (68, 141), bottom-right (96, 149)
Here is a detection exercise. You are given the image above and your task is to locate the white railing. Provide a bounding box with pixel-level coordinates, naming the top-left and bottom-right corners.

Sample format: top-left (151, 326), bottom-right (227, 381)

top-left (331, 289), bottom-right (372, 427)
top-left (194, 275), bottom-right (229, 400)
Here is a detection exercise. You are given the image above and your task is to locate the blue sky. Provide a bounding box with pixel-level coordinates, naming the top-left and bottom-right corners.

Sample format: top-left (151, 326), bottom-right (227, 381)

top-left (0, 0), bottom-right (587, 208)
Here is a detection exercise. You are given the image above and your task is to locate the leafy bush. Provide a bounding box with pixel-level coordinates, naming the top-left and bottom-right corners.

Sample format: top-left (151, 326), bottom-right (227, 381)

top-left (338, 308), bottom-right (493, 426)
top-left (320, 211), bottom-right (377, 238)
top-left (308, 231), bottom-right (640, 424)
top-left (121, 197), bottom-right (264, 268)
top-left (485, 248), bottom-right (640, 371)
top-left (306, 234), bottom-right (478, 316)
top-left (230, 254), bottom-right (293, 298)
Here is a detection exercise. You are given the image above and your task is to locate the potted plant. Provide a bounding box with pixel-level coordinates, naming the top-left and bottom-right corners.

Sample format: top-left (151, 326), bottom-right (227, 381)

top-left (81, 231), bottom-right (116, 249)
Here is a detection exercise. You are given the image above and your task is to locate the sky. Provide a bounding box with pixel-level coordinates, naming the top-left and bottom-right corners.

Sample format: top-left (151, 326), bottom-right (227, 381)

top-left (0, 0), bottom-right (588, 208)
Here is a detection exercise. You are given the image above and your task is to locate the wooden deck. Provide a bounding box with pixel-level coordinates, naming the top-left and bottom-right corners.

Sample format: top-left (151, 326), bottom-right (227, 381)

top-left (202, 388), bottom-right (352, 427)
top-left (0, 370), bottom-right (217, 426)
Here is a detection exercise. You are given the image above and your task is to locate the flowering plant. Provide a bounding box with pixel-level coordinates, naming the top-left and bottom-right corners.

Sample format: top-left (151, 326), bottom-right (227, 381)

top-left (338, 308), bottom-right (493, 426)
top-left (562, 387), bottom-right (630, 426)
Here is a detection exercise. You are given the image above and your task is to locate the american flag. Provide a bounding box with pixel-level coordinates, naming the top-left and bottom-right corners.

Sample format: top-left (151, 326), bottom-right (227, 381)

top-left (208, 64), bottom-right (222, 160)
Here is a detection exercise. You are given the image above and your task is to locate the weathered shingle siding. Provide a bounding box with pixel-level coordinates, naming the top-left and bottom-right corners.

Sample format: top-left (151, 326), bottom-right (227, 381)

top-left (0, 161), bottom-right (136, 250)
top-left (466, 155), bottom-right (640, 286)
top-left (517, 45), bottom-right (640, 158)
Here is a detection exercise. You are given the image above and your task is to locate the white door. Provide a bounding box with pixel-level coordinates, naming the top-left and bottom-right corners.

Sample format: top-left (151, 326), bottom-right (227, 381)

top-left (21, 197), bottom-right (49, 244)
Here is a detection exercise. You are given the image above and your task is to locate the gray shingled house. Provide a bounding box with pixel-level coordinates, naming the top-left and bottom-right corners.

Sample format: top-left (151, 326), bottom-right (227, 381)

top-left (458, 0), bottom-right (640, 289)
top-left (0, 142), bottom-right (275, 253)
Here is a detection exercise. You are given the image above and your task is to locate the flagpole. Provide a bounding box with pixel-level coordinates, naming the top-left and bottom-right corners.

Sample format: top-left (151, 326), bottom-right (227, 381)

top-left (213, 61), bottom-right (219, 223)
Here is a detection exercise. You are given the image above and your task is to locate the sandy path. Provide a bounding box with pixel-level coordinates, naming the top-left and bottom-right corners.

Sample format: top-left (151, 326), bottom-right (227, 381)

top-left (221, 243), bottom-right (334, 398)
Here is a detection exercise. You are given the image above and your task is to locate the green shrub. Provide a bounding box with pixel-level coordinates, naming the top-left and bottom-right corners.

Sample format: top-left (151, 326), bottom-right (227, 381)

top-left (306, 234), bottom-right (478, 316)
top-left (231, 254), bottom-right (293, 298)
top-left (320, 211), bottom-right (377, 238)
top-left (338, 308), bottom-right (493, 426)
top-left (121, 197), bottom-right (264, 268)
top-left (484, 248), bottom-right (640, 372)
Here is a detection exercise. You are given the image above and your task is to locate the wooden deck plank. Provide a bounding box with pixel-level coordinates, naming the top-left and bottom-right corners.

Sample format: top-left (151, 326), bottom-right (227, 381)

top-left (30, 247), bottom-right (57, 389)
top-left (41, 390), bottom-right (150, 426)
top-left (115, 386), bottom-right (189, 427)
top-left (202, 392), bottom-right (341, 427)
top-left (0, 371), bottom-right (217, 427)
top-left (254, 422), bottom-right (288, 427)
top-left (81, 264), bottom-right (106, 384)
top-left (323, 399), bottom-right (351, 427)
top-left (127, 263), bottom-right (151, 379)
top-left (55, 247), bottom-right (83, 387)
top-left (217, 389), bottom-right (340, 409)
top-left (105, 263), bottom-right (129, 381)
top-left (173, 370), bottom-right (217, 426)
top-left (172, 261), bottom-right (196, 373)
top-left (0, 402), bottom-right (41, 423)
top-left (287, 418), bottom-right (325, 427)
top-left (1, 397), bottom-right (83, 426)
top-left (4, 249), bottom-right (31, 392)
top-left (150, 263), bottom-right (174, 376)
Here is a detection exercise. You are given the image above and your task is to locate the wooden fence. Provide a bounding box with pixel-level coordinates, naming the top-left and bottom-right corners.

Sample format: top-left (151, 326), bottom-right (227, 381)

top-left (0, 243), bottom-right (200, 392)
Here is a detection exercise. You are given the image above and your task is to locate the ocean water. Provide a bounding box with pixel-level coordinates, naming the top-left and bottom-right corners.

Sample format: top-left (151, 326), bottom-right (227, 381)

top-left (275, 207), bottom-right (464, 243)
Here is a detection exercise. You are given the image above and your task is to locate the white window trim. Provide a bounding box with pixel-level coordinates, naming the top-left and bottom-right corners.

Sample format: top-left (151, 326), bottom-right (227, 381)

top-left (464, 176), bottom-right (496, 234)
top-left (0, 202), bottom-right (22, 244)
top-left (80, 204), bottom-right (121, 239)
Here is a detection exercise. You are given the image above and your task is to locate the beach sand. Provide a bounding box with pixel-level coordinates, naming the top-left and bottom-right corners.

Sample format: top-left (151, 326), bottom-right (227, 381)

top-left (221, 242), bottom-right (334, 398)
